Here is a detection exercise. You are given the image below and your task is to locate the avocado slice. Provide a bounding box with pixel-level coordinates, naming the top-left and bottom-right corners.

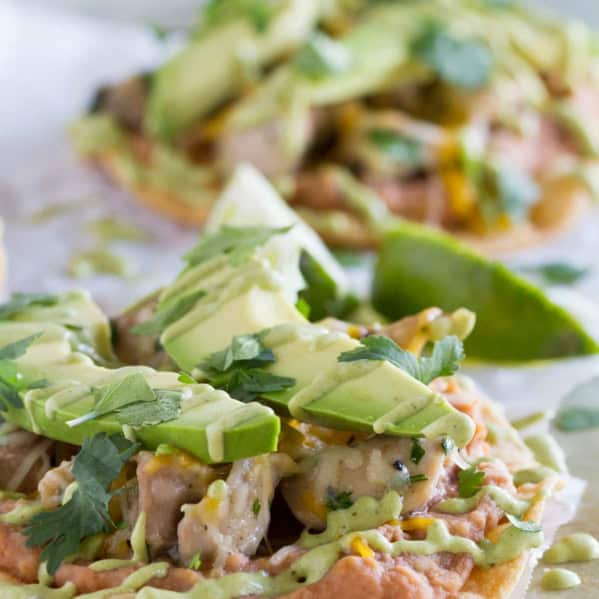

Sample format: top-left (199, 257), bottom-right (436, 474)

top-left (145, 1), bottom-right (322, 141)
top-left (257, 324), bottom-right (475, 448)
top-left (159, 254), bottom-right (306, 371)
top-left (0, 298), bottom-right (280, 464)
top-left (372, 222), bottom-right (599, 361)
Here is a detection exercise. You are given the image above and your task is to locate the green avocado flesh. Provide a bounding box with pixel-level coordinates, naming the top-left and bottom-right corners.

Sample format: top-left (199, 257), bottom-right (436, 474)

top-left (0, 294), bottom-right (279, 463)
top-left (156, 250), bottom-right (474, 447)
top-left (372, 222), bottom-right (599, 362)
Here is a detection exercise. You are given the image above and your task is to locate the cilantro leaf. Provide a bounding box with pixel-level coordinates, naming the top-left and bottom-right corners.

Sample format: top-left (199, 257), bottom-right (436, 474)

top-left (67, 373), bottom-right (155, 427)
top-left (0, 333), bottom-right (43, 361)
top-left (441, 437), bottom-right (455, 455)
top-left (295, 33), bottom-right (352, 79)
top-left (412, 21), bottom-right (493, 90)
top-left (506, 513), bottom-right (542, 533)
top-left (200, 335), bottom-right (296, 402)
top-left (188, 551), bottom-right (203, 570)
top-left (252, 499), bottom-right (261, 516)
top-left (458, 466), bottom-right (485, 498)
top-left (0, 293), bottom-right (58, 321)
top-left (338, 335), bottom-right (464, 384)
top-left (410, 439), bottom-right (425, 464)
top-left (225, 369), bottom-right (296, 403)
top-left (201, 334), bottom-right (275, 373)
top-left (368, 129), bottom-right (424, 166)
top-left (132, 290), bottom-right (205, 336)
top-left (522, 262), bottom-right (589, 286)
top-left (116, 389), bottom-right (182, 427)
top-left (326, 489), bottom-right (353, 511)
top-left (0, 334), bottom-right (45, 410)
top-left (178, 371), bottom-right (196, 384)
top-left (184, 226), bottom-right (291, 268)
top-left (24, 433), bottom-right (138, 574)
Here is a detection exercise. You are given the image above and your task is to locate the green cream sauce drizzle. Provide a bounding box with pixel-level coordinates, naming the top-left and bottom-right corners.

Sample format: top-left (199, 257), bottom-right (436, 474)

top-left (524, 434), bottom-right (568, 473)
top-left (131, 511), bottom-right (149, 563)
top-left (543, 533), bottom-right (599, 564)
top-left (89, 559), bottom-right (137, 572)
top-left (68, 248), bottom-right (134, 280)
top-left (136, 519), bottom-right (543, 599)
top-left (0, 500), bottom-right (44, 525)
top-left (541, 568), bottom-right (581, 591)
top-left (435, 485), bottom-right (529, 516)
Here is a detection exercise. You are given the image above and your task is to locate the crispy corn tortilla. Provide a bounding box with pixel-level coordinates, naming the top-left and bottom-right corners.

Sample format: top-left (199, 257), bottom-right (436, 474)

top-left (90, 145), bottom-right (591, 255)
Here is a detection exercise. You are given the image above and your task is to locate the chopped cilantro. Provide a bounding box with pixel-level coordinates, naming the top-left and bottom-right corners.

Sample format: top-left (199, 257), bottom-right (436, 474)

top-left (0, 333), bottom-right (46, 410)
top-left (441, 437), bottom-right (455, 455)
top-left (200, 334), bottom-right (295, 402)
top-left (295, 33), bottom-right (352, 79)
top-left (252, 499), bottom-right (262, 516)
top-left (412, 21), bottom-right (493, 90)
top-left (326, 489), bottom-right (353, 511)
top-left (368, 129), bottom-right (424, 166)
top-left (67, 373), bottom-right (155, 427)
top-left (178, 371), bottom-right (196, 384)
top-left (338, 335), bottom-right (464, 384)
top-left (184, 226), bottom-right (291, 268)
top-left (506, 513), bottom-right (542, 533)
top-left (188, 551), bottom-right (202, 570)
top-left (458, 466), bottom-right (485, 498)
top-left (225, 369), bottom-right (296, 403)
top-left (0, 293), bottom-right (58, 321)
top-left (116, 389), bottom-right (182, 427)
top-left (295, 298), bottom-right (311, 319)
top-left (132, 290), bottom-right (205, 336)
top-left (202, 334), bottom-right (274, 373)
top-left (522, 262), bottom-right (589, 286)
top-left (410, 439), bottom-right (425, 464)
top-left (24, 433), bottom-right (139, 574)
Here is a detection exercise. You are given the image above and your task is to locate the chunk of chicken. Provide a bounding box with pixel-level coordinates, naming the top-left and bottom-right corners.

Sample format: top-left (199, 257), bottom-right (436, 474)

top-left (132, 451), bottom-right (218, 556)
top-left (177, 454), bottom-right (294, 569)
top-left (0, 426), bottom-right (54, 494)
top-left (281, 437), bottom-right (449, 530)
top-left (38, 460), bottom-right (74, 508)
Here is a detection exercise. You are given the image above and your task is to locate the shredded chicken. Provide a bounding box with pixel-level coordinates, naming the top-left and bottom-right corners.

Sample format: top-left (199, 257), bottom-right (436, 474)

top-left (178, 454), bottom-right (294, 569)
top-left (131, 451), bottom-right (218, 556)
top-left (0, 426), bottom-right (54, 494)
top-left (282, 437), bottom-right (449, 530)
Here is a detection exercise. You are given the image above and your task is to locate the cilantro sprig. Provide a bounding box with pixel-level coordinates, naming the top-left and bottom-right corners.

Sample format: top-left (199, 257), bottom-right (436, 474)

top-left (132, 290), bottom-right (205, 336)
top-left (199, 334), bottom-right (295, 402)
top-left (412, 21), bottom-right (493, 90)
top-left (67, 373), bottom-right (182, 428)
top-left (0, 333), bottom-right (47, 411)
top-left (325, 489), bottom-right (353, 511)
top-left (184, 226), bottom-right (291, 268)
top-left (0, 293), bottom-right (58, 321)
top-left (24, 433), bottom-right (139, 574)
top-left (457, 466), bottom-right (485, 498)
top-left (338, 335), bottom-right (464, 384)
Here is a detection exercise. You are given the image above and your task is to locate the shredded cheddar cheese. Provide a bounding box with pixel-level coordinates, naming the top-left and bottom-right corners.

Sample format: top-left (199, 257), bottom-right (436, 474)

top-left (400, 517), bottom-right (435, 532)
top-left (143, 451), bottom-right (199, 475)
top-left (351, 537), bottom-right (375, 559)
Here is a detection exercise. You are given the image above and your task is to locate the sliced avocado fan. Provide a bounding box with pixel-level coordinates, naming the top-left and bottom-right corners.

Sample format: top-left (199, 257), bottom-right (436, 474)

top-left (0, 293), bottom-right (279, 463)
top-left (372, 221), bottom-right (599, 362)
top-left (145, 223), bottom-right (474, 448)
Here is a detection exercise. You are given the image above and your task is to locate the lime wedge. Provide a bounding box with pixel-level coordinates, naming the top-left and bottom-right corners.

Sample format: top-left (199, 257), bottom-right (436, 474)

top-left (372, 222), bottom-right (599, 361)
